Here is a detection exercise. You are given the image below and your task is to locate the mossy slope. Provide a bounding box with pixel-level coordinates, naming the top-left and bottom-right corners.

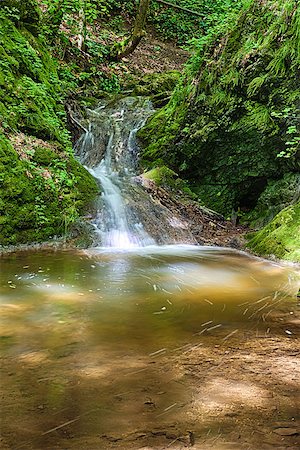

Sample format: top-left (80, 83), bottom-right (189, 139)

top-left (246, 203), bottom-right (300, 262)
top-left (139, 0), bottom-right (299, 218)
top-left (0, 5), bottom-right (98, 245)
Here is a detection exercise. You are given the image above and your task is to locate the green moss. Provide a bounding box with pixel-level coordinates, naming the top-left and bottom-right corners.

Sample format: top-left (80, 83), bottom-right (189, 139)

top-left (246, 203), bottom-right (300, 262)
top-left (134, 71), bottom-right (181, 96)
top-left (247, 173), bottom-right (300, 228)
top-left (0, 12), bottom-right (70, 146)
top-left (0, 133), bottom-right (98, 246)
top-left (138, 77), bottom-right (192, 168)
top-left (0, 7), bottom-right (99, 246)
top-left (32, 147), bottom-right (58, 165)
top-left (139, 0), bottom-right (300, 217)
top-left (143, 166), bottom-right (178, 186)
top-left (142, 165), bottom-right (197, 199)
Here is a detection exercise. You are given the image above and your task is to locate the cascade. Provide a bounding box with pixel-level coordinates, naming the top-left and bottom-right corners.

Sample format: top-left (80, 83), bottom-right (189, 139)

top-left (75, 97), bottom-right (196, 248)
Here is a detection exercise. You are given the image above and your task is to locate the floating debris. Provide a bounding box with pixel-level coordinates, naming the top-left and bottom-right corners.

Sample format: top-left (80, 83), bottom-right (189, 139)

top-left (222, 329), bottom-right (239, 341)
top-left (206, 324), bottom-right (222, 332)
top-left (203, 298), bottom-right (213, 305)
top-left (149, 348), bottom-right (167, 357)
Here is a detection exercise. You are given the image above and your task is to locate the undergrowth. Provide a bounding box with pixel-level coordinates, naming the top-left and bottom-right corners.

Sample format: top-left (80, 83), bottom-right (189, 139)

top-left (0, 6), bottom-right (98, 245)
top-left (139, 0), bottom-right (300, 217)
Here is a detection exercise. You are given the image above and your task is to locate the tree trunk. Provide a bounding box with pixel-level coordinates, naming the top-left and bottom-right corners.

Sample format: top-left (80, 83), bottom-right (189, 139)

top-left (110, 0), bottom-right (151, 61)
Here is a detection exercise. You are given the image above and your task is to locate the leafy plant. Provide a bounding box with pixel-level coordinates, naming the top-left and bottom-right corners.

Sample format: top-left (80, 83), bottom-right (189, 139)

top-left (271, 109), bottom-right (300, 159)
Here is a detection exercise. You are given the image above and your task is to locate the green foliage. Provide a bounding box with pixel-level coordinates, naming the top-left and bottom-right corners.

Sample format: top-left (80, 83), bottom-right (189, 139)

top-left (0, 10), bottom-right (98, 245)
top-left (114, 0), bottom-right (243, 44)
top-left (0, 134), bottom-right (98, 245)
top-left (0, 0), bottom-right (41, 34)
top-left (39, 0), bottom-right (123, 95)
top-left (37, 0), bottom-right (242, 96)
top-left (271, 108), bottom-right (300, 159)
top-left (41, 0), bottom-right (242, 46)
top-left (140, 0), bottom-right (300, 218)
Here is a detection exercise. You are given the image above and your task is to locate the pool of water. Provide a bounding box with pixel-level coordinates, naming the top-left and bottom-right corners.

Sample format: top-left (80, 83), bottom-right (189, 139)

top-left (0, 246), bottom-right (298, 449)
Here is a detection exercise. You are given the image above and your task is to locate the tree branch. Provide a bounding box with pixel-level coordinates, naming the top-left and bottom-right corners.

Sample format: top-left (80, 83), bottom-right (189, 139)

top-left (155, 0), bottom-right (205, 17)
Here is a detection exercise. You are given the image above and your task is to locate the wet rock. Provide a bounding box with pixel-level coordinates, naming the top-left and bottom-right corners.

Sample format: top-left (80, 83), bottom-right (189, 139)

top-left (228, 237), bottom-right (243, 249)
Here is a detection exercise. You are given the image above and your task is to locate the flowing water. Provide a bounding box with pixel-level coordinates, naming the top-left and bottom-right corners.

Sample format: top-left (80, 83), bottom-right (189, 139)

top-left (0, 98), bottom-right (299, 449)
top-left (74, 97), bottom-right (196, 247)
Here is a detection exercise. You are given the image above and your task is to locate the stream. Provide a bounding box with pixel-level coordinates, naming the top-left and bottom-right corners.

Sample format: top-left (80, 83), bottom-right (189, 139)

top-left (0, 98), bottom-right (299, 449)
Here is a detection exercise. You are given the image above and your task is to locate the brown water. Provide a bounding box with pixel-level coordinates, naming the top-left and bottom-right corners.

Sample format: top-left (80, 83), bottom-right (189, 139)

top-left (0, 246), bottom-right (299, 449)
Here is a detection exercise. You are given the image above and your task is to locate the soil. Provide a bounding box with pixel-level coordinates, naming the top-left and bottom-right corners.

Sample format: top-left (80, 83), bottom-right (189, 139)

top-left (124, 35), bottom-right (189, 75)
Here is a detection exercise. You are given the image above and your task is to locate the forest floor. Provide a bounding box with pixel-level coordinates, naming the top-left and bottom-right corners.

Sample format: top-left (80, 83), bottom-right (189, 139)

top-left (123, 34), bottom-right (189, 75)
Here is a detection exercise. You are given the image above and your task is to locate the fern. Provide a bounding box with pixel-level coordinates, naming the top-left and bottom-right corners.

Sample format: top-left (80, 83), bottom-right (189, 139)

top-left (247, 74), bottom-right (268, 96)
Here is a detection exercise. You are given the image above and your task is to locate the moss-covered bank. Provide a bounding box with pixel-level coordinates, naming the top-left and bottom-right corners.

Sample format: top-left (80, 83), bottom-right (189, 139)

top-left (0, 3), bottom-right (98, 245)
top-left (138, 0), bottom-right (300, 261)
top-left (247, 203), bottom-right (300, 263)
top-left (139, 0), bottom-right (299, 218)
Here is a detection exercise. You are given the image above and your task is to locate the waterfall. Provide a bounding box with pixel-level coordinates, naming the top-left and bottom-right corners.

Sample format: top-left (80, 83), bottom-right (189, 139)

top-left (75, 97), bottom-right (197, 249)
top-left (75, 97), bottom-right (155, 248)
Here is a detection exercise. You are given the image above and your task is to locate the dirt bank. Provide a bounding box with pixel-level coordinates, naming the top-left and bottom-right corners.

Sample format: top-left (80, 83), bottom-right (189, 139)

top-left (138, 176), bottom-right (247, 248)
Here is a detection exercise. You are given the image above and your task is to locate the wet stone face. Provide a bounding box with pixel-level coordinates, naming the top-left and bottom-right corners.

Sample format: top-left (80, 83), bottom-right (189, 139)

top-left (0, 246), bottom-right (299, 449)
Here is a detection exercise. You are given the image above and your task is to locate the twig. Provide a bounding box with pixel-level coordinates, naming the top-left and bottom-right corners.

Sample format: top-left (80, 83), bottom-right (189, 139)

top-left (66, 105), bottom-right (88, 133)
top-left (41, 408), bottom-right (99, 436)
top-left (41, 417), bottom-right (80, 436)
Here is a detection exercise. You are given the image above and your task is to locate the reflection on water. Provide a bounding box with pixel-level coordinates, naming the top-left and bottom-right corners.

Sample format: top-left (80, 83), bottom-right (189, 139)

top-left (0, 246), bottom-right (299, 449)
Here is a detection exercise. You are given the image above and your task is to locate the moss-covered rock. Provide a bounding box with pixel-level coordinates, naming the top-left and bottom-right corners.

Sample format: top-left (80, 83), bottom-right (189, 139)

top-left (142, 166), bottom-right (178, 186)
top-left (248, 173), bottom-right (300, 228)
top-left (0, 134), bottom-right (98, 245)
top-left (246, 203), bottom-right (300, 262)
top-left (0, 10), bottom-right (98, 246)
top-left (142, 166), bottom-right (198, 199)
top-left (134, 71), bottom-right (180, 96)
top-left (0, 11), bottom-right (70, 145)
top-left (124, 71), bottom-right (181, 107)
